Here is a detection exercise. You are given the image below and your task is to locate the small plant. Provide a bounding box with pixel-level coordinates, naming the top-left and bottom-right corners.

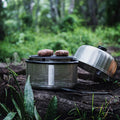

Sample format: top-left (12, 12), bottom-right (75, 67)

top-left (67, 104), bottom-right (87, 120)
top-left (66, 94), bottom-right (113, 120)
top-left (0, 68), bottom-right (58, 120)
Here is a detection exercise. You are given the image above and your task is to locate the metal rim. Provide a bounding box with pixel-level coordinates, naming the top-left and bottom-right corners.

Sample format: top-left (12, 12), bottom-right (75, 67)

top-left (26, 60), bottom-right (78, 64)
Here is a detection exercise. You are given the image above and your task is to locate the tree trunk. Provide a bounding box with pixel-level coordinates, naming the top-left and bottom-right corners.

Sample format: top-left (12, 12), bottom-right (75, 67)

top-left (22, 0), bottom-right (33, 15)
top-left (60, 0), bottom-right (65, 19)
top-left (54, 0), bottom-right (59, 22)
top-left (0, 0), bottom-right (5, 40)
top-left (87, 0), bottom-right (98, 29)
top-left (30, 0), bottom-right (34, 16)
top-left (49, 0), bottom-right (60, 23)
top-left (35, 0), bottom-right (40, 26)
top-left (50, 0), bottom-right (56, 22)
top-left (75, 0), bottom-right (79, 9)
top-left (69, 0), bottom-right (75, 14)
top-left (14, 0), bottom-right (21, 30)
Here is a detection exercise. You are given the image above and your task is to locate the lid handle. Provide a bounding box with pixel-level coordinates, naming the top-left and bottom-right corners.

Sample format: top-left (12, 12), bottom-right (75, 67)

top-left (98, 46), bottom-right (107, 51)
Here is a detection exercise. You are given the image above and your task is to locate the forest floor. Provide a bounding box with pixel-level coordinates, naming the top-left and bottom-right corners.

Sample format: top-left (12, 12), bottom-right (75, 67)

top-left (0, 46), bottom-right (120, 120)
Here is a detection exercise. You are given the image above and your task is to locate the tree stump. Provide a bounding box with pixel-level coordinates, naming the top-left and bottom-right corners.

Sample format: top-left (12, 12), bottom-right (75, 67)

top-left (0, 56), bottom-right (120, 119)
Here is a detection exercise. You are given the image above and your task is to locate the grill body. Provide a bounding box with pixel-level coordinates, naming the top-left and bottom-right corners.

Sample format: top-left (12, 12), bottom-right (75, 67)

top-left (26, 55), bottom-right (78, 89)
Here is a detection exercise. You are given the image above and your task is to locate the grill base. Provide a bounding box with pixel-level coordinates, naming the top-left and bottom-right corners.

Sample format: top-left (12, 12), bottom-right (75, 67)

top-left (26, 63), bottom-right (78, 89)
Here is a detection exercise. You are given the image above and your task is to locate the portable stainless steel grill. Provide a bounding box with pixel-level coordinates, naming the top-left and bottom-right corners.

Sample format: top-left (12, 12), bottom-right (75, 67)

top-left (26, 45), bottom-right (117, 89)
top-left (26, 55), bottom-right (78, 89)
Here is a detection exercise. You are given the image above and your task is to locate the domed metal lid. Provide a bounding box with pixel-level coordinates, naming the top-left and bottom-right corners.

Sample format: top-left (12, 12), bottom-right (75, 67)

top-left (74, 45), bottom-right (117, 80)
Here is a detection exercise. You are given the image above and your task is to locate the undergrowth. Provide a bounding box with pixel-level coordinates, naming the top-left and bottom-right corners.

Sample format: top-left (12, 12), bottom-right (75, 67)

top-left (0, 68), bottom-right (120, 120)
top-left (0, 69), bottom-right (58, 120)
top-left (0, 26), bottom-right (120, 62)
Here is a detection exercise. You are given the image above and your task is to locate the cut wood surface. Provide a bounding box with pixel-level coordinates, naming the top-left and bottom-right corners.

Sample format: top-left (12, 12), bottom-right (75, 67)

top-left (0, 56), bottom-right (120, 119)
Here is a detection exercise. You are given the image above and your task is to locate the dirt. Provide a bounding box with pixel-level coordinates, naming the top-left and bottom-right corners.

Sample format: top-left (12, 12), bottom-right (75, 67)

top-left (0, 51), bottom-right (120, 119)
top-left (107, 46), bottom-right (120, 53)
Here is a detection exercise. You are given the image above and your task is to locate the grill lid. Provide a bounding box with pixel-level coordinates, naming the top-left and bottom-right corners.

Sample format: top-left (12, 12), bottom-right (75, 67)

top-left (74, 45), bottom-right (117, 80)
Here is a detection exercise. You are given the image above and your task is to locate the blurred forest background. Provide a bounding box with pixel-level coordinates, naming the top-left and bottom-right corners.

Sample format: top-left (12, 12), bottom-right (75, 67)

top-left (0, 0), bottom-right (120, 62)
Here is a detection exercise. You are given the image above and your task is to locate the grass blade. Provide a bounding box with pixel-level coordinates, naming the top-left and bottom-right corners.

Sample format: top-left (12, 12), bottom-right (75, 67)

top-left (45, 96), bottom-right (57, 120)
top-left (8, 84), bottom-right (25, 118)
top-left (68, 108), bottom-right (77, 116)
top-left (12, 98), bottom-right (22, 120)
top-left (98, 104), bottom-right (103, 116)
top-left (7, 67), bottom-right (18, 77)
top-left (8, 67), bottom-right (23, 97)
top-left (92, 94), bottom-right (94, 115)
top-left (24, 75), bottom-right (34, 118)
top-left (54, 115), bottom-right (61, 120)
top-left (7, 84), bottom-right (17, 91)
top-left (0, 103), bottom-right (10, 113)
top-left (3, 112), bottom-right (16, 120)
top-left (75, 105), bottom-right (81, 117)
top-left (34, 106), bottom-right (42, 120)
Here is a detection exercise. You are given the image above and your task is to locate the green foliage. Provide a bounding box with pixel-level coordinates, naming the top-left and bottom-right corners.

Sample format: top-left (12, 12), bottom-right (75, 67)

top-left (95, 25), bottom-right (120, 44)
top-left (5, 31), bottom-right (35, 44)
top-left (39, 9), bottom-right (53, 29)
top-left (4, 20), bottom-right (18, 35)
top-left (0, 103), bottom-right (10, 114)
top-left (0, 68), bottom-right (120, 120)
top-left (46, 39), bottom-right (68, 51)
top-left (105, 0), bottom-right (120, 25)
top-left (3, 112), bottom-right (16, 120)
top-left (24, 75), bottom-right (34, 119)
top-left (12, 98), bottom-right (22, 119)
top-left (67, 95), bottom-right (111, 120)
top-left (0, 72), bottom-right (35, 120)
top-left (92, 94), bottom-right (94, 116)
top-left (68, 105), bottom-right (87, 120)
top-left (0, 68), bottom-right (58, 120)
top-left (0, 0), bottom-right (120, 61)
top-left (0, 0), bottom-right (5, 40)
top-left (45, 96), bottom-right (58, 120)
top-left (21, 14), bottom-right (33, 27)
top-left (34, 106), bottom-right (42, 120)
top-left (59, 15), bottom-right (76, 32)
top-left (116, 114), bottom-right (120, 120)
top-left (52, 15), bottom-right (80, 33)
top-left (1, 25), bottom-right (120, 62)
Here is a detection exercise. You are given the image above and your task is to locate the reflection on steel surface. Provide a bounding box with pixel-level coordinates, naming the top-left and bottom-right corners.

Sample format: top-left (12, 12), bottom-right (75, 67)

top-left (74, 45), bottom-right (117, 79)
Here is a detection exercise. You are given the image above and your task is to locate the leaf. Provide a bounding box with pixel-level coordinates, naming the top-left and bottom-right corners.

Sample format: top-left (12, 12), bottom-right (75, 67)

top-left (45, 96), bottom-right (58, 120)
top-left (99, 104), bottom-right (103, 115)
top-left (7, 67), bottom-right (18, 77)
top-left (34, 106), bottom-right (42, 120)
top-left (8, 84), bottom-right (25, 118)
top-left (0, 103), bottom-right (10, 113)
top-left (54, 115), bottom-right (61, 120)
top-left (8, 67), bottom-right (23, 97)
top-left (68, 108), bottom-right (77, 116)
top-left (12, 98), bottom-right (22, 120)
top-left (92, 94), bottom-right (94, 115)
top-left (7, 84), bottom-right (17, 91)
top-left (75, 105), bottom-right (81, 117)
top-left (24, 75), bottom-right (34, 118)
top-left (3, 112), bottom-right (16, 120)
top-left (5, 88), bottom-right (8, 98)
